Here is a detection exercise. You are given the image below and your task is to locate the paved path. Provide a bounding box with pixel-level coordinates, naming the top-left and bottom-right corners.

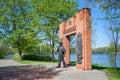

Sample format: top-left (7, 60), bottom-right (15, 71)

top-left (54, 67), bottom-right (109, 80)
top-left (0, 59), bottom-right (55, 80)
top-left (0, 59), bottom-right (22, 67)
top-left (0, 59), bottom-right (109, 80)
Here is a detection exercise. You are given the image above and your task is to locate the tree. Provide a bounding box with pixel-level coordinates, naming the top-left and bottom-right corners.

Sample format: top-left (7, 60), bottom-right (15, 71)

top-left (88, 0), bottom-right (120, 69)
top-left (39, 43), bottom-right (52, 54)
top-left (106, 20), bottom-right (120, 69)
top-left (98, 0), bottom-right (120, 70)
top-left (107, 42), bottom-right (115, 53)
top-left (0, 43), bottom-right (9, 58)
top-left (0, 0), bottom-right (39, 60)
top-left (32, 0), bottom-right (78, 61)
top-left (92, 47), bottom-right (108, 53)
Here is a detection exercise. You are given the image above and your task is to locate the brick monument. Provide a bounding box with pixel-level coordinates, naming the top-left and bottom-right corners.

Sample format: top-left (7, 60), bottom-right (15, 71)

top-left (59, 8), bottom-right (91, 70)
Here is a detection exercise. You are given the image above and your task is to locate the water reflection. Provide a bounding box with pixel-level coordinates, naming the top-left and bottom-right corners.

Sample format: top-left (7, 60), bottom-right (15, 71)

top-left (109, 54), bottom-right (115, 67)
top-left (54, 53), bottom-right (120, 68)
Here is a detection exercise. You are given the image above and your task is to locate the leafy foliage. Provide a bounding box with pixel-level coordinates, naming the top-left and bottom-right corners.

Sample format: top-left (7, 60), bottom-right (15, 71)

top-left (92, 43), bottom-right (120, 53)
top-left (0, 0), bottom-right (78, 61)
top-left (0, 0), bottom-right (40, 59)
top-left (0, 43), bottom-right (9, 58)
top-left (31, 0), bottom-right (78, 61)
top-left (92, 47), bottom-right (108, 53)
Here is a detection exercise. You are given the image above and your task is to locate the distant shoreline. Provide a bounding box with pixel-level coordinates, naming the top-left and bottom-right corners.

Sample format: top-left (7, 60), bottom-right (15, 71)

top-left (92, 52), bottom-right (120, 54)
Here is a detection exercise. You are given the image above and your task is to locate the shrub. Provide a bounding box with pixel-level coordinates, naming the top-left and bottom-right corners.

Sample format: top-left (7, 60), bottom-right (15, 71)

top-left (0, 43), bottom-right (9, 59)
top-left (23, 54), bottom-right (52, 61)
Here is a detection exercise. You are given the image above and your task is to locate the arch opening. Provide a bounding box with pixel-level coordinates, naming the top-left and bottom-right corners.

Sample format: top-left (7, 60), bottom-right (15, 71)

top-left (70, 34), bottom-right (76, 65)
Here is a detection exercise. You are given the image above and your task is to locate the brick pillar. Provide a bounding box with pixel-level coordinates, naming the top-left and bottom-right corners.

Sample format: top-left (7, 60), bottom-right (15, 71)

top-left (84, 9), bottom-right (91, 70)
top-left (75, 8), bottom-right (91, 70)
top-left (75, 9), bottom-right (85, 70)
top-left (59, 22), bottom-right (70, 65)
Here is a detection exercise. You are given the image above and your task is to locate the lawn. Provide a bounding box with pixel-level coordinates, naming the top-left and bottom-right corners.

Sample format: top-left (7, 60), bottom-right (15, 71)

top-left (13, 58), bottom-right (57, 64)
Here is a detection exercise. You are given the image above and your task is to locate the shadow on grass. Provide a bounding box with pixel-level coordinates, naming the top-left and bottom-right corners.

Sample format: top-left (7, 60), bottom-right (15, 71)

top-left (66, 61), bottom-right (76, 67)
top-left (0, 65), bottom-right (58, 80)
top-left (92, 64), bottom-right (120, 71)
top-left (92, 64), bottom-right (109, 70)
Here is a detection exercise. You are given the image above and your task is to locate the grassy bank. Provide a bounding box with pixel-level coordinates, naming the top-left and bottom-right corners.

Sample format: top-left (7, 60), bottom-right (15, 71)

top-left (13, 59), bottom-right (120, 80)
top-left (13, 58), bottom-right (57, 64)
top-left (93, 64), bottom-right (120, 80)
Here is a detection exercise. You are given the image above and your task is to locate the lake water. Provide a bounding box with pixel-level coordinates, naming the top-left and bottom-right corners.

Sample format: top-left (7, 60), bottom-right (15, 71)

top-left (54, 53), bottom-right (120, 68)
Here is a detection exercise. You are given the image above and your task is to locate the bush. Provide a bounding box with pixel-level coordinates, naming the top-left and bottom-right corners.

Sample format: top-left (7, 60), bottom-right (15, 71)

top-left (0, 43), bottom-right (9, 59)
top-left (23, 54), bottom-right (52, 61)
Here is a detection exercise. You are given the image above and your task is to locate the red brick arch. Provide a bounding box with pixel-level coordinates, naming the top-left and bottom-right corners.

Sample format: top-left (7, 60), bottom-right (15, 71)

top-left (59, 8), bottom-right (91, 70)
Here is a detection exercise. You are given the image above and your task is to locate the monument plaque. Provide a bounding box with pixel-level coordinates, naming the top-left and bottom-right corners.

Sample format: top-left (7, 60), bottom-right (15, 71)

top-left (77, 33), bottom-right (82, 64)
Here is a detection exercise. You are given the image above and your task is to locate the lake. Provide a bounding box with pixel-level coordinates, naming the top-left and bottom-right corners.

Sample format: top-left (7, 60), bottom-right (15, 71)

top-left (54, 53), bottom-right (120, 68)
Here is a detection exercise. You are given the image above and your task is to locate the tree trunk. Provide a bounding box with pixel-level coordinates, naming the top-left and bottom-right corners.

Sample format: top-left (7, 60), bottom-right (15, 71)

top-left (114, 43), bottom-right (118, 70)
top-left (52, 49), bottom-right (54, 62)
top-left (19, 50), bottom-right (23, 60)
top-left (114, 51), bottom-right (117, 70)
top-left (51, 41), bottom-right (55, 62)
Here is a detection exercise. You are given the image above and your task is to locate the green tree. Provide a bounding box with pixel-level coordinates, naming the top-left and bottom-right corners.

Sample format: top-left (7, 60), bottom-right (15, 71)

top-left (39, 43), bottom-right (52, 54)
top-left (118, 44), bottom-right (120, 53)
top-left (89, 0), bottom-right (120, 69)
top-left (32, 0), bottom-right (78, 61)
top-left (107, 42), bottom-right (115, 53)
top-left (99, 0), bottom-right (120, 70)
top-left (0, 43), bottom-right (9, 58)
top-left (92, 47), bottom-right (108, 53)
top-left (0, 0), bottom-right (39, 60)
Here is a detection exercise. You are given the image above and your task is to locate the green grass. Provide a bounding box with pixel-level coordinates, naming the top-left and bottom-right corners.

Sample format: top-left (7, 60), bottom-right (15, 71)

top-left (92, 64), bottom-right (120, 80)
top-left (13, 58), bottom-right (57, 64)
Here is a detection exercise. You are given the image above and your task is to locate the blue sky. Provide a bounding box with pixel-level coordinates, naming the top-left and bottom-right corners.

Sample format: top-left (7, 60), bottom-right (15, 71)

top-left (77, 0), bottom-right (110, 48)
